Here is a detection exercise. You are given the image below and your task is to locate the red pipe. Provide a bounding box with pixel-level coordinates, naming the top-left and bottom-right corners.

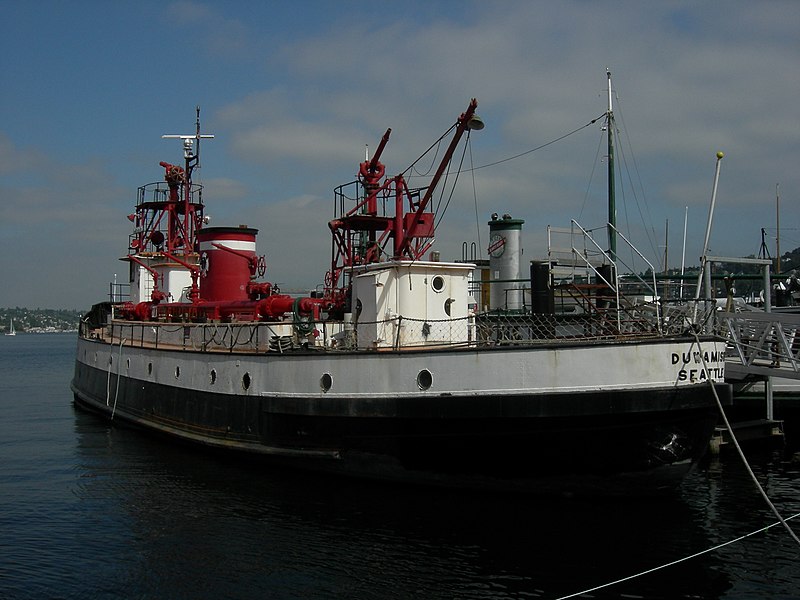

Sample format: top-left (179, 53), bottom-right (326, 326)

top-left (121, 295), bottom-right (327, 323)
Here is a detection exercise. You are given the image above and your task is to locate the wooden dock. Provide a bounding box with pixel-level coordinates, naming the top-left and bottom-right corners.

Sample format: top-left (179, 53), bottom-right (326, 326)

top-left (709, 418), bottom-right (785, 454)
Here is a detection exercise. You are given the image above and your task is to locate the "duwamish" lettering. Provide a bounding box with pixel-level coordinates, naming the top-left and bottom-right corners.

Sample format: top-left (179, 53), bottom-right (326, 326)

top-left (671, 350), bottom-right (722, 365)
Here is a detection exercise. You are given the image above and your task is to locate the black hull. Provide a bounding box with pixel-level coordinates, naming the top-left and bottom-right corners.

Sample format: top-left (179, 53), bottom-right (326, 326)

top-left (72, 359), bottom-right (729, 495)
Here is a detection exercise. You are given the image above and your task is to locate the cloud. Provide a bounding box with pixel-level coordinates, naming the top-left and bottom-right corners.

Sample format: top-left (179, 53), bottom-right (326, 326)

top-left (163, 1), bottom-right (254, 58)
top-left (0, 138), bottom-right (130, 308)
top-left (2, 1), bottom-right (799, 308)
top-left (0, 133), bottom-right (45, 175)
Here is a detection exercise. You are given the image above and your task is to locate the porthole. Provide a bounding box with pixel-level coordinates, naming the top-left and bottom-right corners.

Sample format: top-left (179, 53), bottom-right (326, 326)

top-left (242, 372), bottom-right (251, 391)
top-left (210, 369), bottom-right (217, 385)
top-left (175, 366), bottom-right (181, 379)
top-left (444, 298), bottom-right (454, 317)
top-left (417, 369), bottom-right (433, 390)
top-left (431, 275), bottom-right (445, 293)
top-left (108, 355), bottom-right (113, 365)
top-left (148, 362), bottom-right (153, 375)
top-left (126, 358), bottom-right (130, 370)
top-left (320, 372), bottom-right (332, 393)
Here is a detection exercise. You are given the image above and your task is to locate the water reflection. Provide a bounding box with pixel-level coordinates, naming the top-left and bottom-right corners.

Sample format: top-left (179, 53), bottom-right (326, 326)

top-left (4, 335), bottom-right (795, 599)
top-left (69, 412), bottom-right (754, 599)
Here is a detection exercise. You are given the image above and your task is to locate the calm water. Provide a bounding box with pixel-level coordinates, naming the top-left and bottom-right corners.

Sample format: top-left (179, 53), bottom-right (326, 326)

top-left (1, 334), bottom-right (799, 600)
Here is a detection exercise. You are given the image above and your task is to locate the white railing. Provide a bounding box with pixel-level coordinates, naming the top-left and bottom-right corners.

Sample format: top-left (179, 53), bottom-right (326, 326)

top-left (720, 310), bottom-right (800, 379)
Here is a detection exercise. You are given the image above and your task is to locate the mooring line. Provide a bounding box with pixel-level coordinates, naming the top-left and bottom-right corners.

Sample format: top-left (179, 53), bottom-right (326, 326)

top-left (552, 512), bottom-right (800, 600)
top-left (110, 337), bottom-right (126, 420)
top-left (692, 332), bottom-right (800, 546)
top-left (553, 332), bottom-right (800, 600)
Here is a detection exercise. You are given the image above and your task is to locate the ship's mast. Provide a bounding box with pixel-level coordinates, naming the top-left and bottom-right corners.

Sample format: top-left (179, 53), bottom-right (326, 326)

top-left (606, 70), bottom-right (617, 261)
top-left (161, 107), bottom-right (215, 258)
top-left (776, 183), bottom-right (781, 275)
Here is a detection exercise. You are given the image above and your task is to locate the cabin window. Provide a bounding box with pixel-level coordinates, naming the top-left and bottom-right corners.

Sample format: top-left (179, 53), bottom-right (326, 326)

top-left (242, 372), bottom-right (251, 391)
top-left (175, 366), bottom-right (181, 379)
top-left (320, 373), bottom-right (332, 392)
top-left (431, 275), bottom-right (445, 293)
top-left (210, 369), bottom-right (217, 385)
top-left (417, 369), bottom-right (433, 390)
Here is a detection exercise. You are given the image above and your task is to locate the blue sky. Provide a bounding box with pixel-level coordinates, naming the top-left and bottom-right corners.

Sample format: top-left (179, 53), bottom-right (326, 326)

top-left (1, 0), bottom-right (799, 309)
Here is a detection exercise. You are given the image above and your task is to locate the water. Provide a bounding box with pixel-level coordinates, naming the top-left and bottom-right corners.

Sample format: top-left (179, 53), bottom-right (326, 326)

top-left (1, 334), bottom-right (799, 599)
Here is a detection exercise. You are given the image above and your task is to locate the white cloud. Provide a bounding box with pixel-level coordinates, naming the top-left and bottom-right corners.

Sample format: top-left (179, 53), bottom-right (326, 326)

top-left (2, 1), bottom-right (799, 307)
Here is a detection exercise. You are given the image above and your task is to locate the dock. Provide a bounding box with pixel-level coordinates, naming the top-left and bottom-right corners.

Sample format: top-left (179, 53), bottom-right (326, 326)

top-left (709, 418), bottom-right (784, 454)
top-left (716, 306), bottom-right (800, 452)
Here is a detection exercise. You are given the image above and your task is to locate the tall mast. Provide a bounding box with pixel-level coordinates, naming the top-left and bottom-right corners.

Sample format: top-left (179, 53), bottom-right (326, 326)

top-left (680, 206), bottom-right (688, 300)
top-left (606, 70), bottom-right (616, 261)
top-left (776, 183), bottom-right (781, 275)
top-left (161, 109), bottom-right (214, 258)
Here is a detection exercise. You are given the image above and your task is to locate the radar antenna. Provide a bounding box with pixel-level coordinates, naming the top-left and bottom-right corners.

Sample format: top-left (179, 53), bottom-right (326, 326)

top-left (162, 106), bottom-right (215, 179)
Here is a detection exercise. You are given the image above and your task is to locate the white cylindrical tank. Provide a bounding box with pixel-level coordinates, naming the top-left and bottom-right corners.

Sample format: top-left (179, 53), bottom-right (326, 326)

top-left (487, 214), bottom-right (525, 311)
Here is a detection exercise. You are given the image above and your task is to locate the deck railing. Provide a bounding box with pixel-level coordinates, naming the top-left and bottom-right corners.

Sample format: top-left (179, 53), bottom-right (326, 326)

top-left (82, 297), bottom-right (720, 355)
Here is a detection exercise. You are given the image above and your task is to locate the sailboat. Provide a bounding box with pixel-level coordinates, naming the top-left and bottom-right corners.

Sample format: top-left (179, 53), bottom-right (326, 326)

top-left (5, 318), bottom-right (15, 336)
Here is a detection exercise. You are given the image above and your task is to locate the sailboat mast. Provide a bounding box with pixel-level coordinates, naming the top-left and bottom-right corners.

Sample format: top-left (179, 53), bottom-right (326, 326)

top-left (606, 70), bottom-right (616, 261)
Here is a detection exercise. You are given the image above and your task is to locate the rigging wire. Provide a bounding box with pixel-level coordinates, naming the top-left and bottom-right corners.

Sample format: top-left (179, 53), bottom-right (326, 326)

top-left (614, 98), bottom-right (661, 268)
top-left (611, 119), bottom-right (639, 271)
top-left (396, 108), bottom-right (659, 270)
top-left (616, 95), bottom-right (658, 235)
top-left (402, 123), bottom-right (457, 179)
top-left (470, 112), bottom-right (607, 172)
top-left (434, 130), bottom-right (471, 230)
top-left (468, 136), bottom-right (483, 259)
top-left (577, 127), bottom-right (606, 222)
top-left (432, 139), bottom-right (459, 217)
top-left (401, 113), bottom-right (603, 225)
top-left (411, 137), bottom-right (444, 177)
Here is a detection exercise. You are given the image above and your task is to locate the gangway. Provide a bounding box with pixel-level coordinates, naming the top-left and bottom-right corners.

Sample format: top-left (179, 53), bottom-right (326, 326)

top-left (721, 309), bottom-right (800, 382)
top-left (695, 255), bottom-right (787, 450)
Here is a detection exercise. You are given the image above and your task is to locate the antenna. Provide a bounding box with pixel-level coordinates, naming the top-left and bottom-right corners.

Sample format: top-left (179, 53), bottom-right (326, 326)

top-left (162, 106), bottom-right (215, 166)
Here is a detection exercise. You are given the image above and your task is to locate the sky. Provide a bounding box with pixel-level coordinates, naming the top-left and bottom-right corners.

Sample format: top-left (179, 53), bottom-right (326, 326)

top-left (1, 0), bottom-right (798, 309)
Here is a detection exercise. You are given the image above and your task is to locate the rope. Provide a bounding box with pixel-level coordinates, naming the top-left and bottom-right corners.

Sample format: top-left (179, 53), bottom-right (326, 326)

top-left (691, 332), bottom-right (800, 546)
top-left (553, 332), bottom-right (800, 600)
top-left (553, 512), bottom-right (800, 600)
top-left (110, 337), bottom-right (126, 420)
